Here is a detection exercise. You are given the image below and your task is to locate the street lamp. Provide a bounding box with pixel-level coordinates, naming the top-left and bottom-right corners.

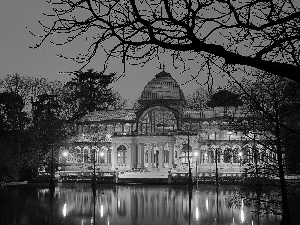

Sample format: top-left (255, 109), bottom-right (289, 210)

top-left (100, 151), bottom-right (105, 158)
top-left (215, 148), bottom-right (219, 186)
top-left (92, 146), bottom-right (97, 187)
top-left (187, 131), bottom-right (193, 187)
top-left (100, 151), bottom-right (105, 174)
top-left (50, 143), bottom-right (55, 190)
top-left (239, 152), bottom-right (243, 166)
top-left (178, 129), bottom-right (193, 187)
top-left (194, 151), bottom-right (199, 173)
top-left (61, 151), bottom-right (68, 173)
top-left (62, 151), bottom-right (68, 157)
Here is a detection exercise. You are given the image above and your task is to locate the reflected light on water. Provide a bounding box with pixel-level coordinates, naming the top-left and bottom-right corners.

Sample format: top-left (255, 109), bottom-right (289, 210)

top-left (241, 198), bottom-right (244, 223)
top-left (195, 207), bottom-right (199, 220)
top-left (100, 204), bottom-right (103, 217)
top-left (1, 184), bottom-right (284, 225)
top-left (241, 209), bottom-right (244, 224)
top-left (63, 203), bottom-right (67, 217)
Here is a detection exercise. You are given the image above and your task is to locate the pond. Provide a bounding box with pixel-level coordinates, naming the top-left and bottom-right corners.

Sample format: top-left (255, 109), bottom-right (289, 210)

top-left (0, 184), bottom-right (287, 225)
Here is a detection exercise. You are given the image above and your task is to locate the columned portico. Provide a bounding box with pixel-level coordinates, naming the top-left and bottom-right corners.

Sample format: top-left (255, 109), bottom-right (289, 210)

top-left (111, 136), bottom-right (176, 171)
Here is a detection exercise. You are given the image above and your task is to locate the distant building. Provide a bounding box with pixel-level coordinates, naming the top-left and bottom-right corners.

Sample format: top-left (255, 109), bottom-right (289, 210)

top-left (59, 70), bottom-right (278, 175)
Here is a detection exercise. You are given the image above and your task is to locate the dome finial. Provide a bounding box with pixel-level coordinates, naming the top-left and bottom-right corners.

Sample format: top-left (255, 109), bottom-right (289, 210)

top-left (159, 62), bottom-right (165, 71)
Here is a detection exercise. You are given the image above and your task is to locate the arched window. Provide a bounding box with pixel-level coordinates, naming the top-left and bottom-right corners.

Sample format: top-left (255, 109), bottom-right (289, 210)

top-left (83, 146), bottom-right (90, 163)
top-left (202, 121), bottom-right (209, 129)
top-left (211, 121), bottom-right (218, 130)
top-left (223, 148), bottom-right (232, 163)
top-left (234, 148), bottom-right (241, 163)
top-left (100, 146), bottom-right (107, 163)
top-left (117, 145), bottom-right (127, 164)
top-left (76, 147), bottom-right (82, 163)
top-left (138, 106), bottom-right (177, 135)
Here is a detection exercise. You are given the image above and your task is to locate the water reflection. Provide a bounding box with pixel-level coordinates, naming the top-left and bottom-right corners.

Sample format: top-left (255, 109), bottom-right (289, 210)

top-left (0, 184), bottom-right (282, 225)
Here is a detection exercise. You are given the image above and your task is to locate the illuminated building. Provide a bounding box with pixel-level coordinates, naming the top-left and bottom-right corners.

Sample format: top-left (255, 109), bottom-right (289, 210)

top-left (59, 70), bottom-right (278, 175)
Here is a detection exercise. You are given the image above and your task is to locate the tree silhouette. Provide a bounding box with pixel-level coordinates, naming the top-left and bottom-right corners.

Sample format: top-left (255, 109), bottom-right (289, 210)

top-left (207, 89), bottom-right (243, 107)
top-left (33, 0), bottom-right (300, 83)
top-left (229, 72), bottom-right (300, 225)
top-left (0, 92), bottom-right (28, 182)
top-left (64, 69), bottom-right (116, 121)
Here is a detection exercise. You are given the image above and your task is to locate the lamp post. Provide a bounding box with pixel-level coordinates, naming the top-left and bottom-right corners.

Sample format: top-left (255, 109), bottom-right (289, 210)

top-left (100, 151), bottom-right (105, 175)
top-left (215, 148), bottom-right (219, 186)
top-left (62, 150), bottom-right (68, 173)
top-left (187, 131), bottom-right (193, 187)
top-left (91, 143), bottom-right (97, 187)
top-left (49, 142), bottom-right (55, 190)
top-left (178, 129), bottom-right (193, 187)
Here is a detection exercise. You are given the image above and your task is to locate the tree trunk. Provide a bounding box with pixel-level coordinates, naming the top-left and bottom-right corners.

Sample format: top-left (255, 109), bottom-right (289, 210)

top-left (275, 100), bottom-right (293, 225)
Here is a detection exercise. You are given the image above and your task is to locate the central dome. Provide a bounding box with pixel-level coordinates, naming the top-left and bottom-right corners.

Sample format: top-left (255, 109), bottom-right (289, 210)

top-left (140, 70), bottom-right (186, 103)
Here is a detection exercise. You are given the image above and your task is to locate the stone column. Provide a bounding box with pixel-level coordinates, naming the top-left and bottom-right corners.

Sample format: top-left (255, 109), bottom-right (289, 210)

top-left (137, 144), bottom-right (140, 167)
top-left (104, 148), bottom-right (107, 164)
top-left (159, 143), bottom-right (164, 168)
top-left (140, 144), bottom-right (145, 169)
top-left (147, 144), bottom-right (152, 168)
top-left (131, 144), bottom-right (137, 169)
top-left (169, 143), bottom-right (174, 168)
top-left (82, 147), bottom-right (85, 163)
top-left (111, 145), bottom-right (116, 170)
top-left (152, 143), bottom-right (156, 168)
top-left (178, 144), bottom-right (182, 165)
top-left (126, 144), bottom-right (132, 168)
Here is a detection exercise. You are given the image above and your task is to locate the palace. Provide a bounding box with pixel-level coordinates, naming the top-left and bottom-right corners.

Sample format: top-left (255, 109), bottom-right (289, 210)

top-left (59, 70), bottom-right (277, 176)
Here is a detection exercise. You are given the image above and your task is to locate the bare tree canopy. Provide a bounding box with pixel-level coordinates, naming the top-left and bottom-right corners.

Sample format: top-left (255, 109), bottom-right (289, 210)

top-left (33, 0), bottom-right (300, 83)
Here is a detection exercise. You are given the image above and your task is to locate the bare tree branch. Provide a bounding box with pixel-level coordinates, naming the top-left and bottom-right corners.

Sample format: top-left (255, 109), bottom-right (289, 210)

top-left (31, 0), bottom-right (300, 83)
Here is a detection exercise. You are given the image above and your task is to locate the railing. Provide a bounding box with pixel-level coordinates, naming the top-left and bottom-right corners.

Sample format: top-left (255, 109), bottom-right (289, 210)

top-left (113, 131), bottom-right (176, 137)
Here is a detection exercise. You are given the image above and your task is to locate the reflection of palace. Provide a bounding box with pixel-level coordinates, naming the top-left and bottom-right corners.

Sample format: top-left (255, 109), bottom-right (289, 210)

top-left (59, 70), bottom-right (278, 175)
top-left (35, 185), bottom-right (281, 225)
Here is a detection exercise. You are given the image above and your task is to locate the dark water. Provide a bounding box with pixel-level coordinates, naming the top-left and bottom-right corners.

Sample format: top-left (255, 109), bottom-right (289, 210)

top-left (0, 184), bottom-right (284, 225)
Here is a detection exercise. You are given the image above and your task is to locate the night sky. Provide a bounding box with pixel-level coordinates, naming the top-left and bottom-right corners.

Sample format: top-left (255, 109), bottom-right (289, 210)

top-left (0, 0), bottom-right (231, 105)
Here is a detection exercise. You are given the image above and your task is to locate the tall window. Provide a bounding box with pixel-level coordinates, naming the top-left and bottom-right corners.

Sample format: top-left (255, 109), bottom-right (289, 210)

top-left (117, 145), bottom-right (127, 164)
top-left (76, 147), bottom-right (82, 163)
top-left (223, 148), bottom-right (232, 163)
top-left (107, 147), bottom-right (112, 164)
top-left (139, 106), bottom-right (177, 135)
top-left (83, 147), bottom-right (90, 163)
top-left (232, 148), bottom-right (239, 163)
